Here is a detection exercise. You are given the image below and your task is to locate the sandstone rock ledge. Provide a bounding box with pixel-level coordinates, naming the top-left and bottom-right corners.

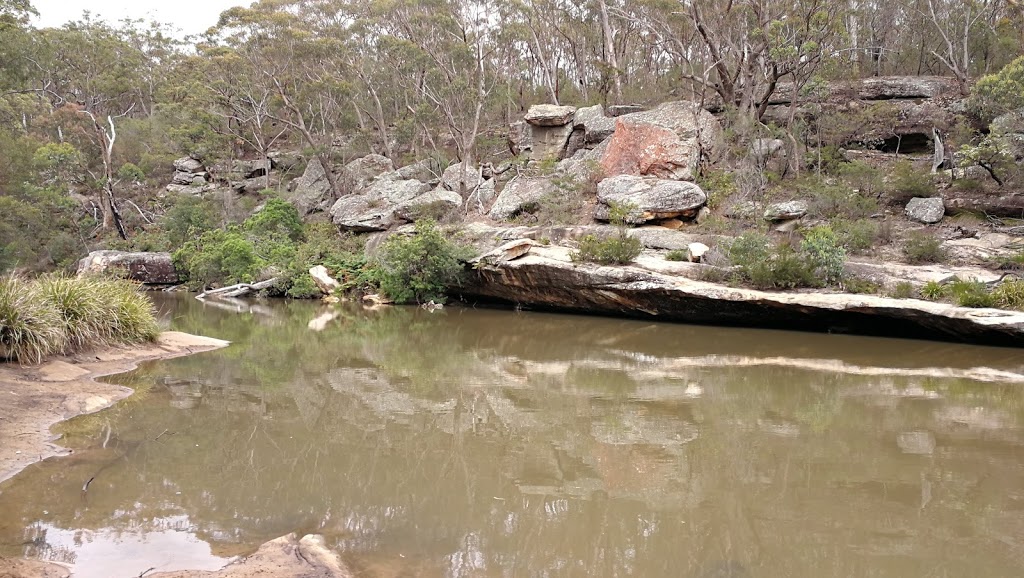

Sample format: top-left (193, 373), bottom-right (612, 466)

top-left (460, 246), bottom-right (1024, 347)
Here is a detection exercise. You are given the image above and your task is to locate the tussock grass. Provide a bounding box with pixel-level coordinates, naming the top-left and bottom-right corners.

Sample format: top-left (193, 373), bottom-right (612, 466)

top-left (0, 276), bottom-right (66, 364)
top-left (0, 275), bottom-right (158, 365)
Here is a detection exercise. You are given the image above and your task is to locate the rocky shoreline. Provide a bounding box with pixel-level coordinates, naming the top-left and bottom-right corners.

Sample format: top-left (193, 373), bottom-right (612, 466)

top-left (459, 237), bottom-right (1024, 347)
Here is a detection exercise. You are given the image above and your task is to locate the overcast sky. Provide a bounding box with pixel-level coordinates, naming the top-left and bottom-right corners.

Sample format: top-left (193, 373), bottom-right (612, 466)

top-left (31, 0), bottom-right (248, 37)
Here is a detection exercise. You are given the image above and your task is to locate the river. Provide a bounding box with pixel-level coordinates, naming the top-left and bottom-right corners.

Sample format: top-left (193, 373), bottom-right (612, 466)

top-left (1, 295), bottom-right (1024, 577)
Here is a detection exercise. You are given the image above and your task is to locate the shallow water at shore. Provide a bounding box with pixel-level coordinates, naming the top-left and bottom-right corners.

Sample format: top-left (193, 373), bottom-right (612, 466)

top-left (2, 295), bottom-right (1024, 577)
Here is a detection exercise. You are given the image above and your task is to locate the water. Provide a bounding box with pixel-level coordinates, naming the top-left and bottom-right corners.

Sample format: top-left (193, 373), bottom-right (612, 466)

top-left (2, 295), bottom-right (1024, 577)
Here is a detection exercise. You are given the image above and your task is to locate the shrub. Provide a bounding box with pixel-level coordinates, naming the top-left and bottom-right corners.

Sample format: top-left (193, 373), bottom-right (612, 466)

top-left (697, 169), bottom-right (738, 208)
top-left (377, 220), bottom-right (471, 304)
top-left (947, 277), bottom-right (997, 308)
top-left (37, 276), bottom-right (107, 350)
top-left (842, 276), bottom-right (880, 294)
top-left (244, 197), bottom-right (303, 242)
top-left (890, 281), bottom-right (916, 299)
top-left (117, 162), bottom-right (146, 183)
top-left (887, 161), bottom-right (935, 203)
top-left (970, 55), bottom-right (1024, 123)
top-left (921, 281), bottom-right (946, 300)
top-left (807, 181), bottom-right (877, 220)
top-left (0, 276), bottom-right (65, 364)
top-left (902, 231), bottom-right (945, 264)
top-left (832, 218), bottom-right (882, 252)
top-left (993, 279), bottom-right (1024, 310)
top-left (91, 278), bottom-right (160, 343)
top-left (801, 226), bottom-right (847, 285)
top-left (173, 229), bottom-right (265, 289)
top-left (728, 234), bottom-right (818, 290)
top-left (163, 195), bottom-right (220, 248)
top-left (665, 250), bottom-right (688, 262)
top-left (838, 161), bottom-right (884, 198)
top-left (572, 234), bottom-right (644, 265)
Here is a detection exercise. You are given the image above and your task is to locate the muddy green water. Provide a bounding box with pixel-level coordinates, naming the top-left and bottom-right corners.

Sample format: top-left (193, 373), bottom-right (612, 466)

top-left (2, 296), bottom-right (1024, 577)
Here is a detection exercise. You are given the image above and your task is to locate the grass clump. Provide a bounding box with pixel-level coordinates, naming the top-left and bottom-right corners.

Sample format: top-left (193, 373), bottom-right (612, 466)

top-left (726, 227), bottom-right (847, 290)
top-left (0, 276), bottom-right (66, 364)
top-left (665, 250), bottom-right (688, 262)
top-left (377, 219), bottom-right (472, 304)
top-left (902, 231), bottom-right (946, 264)
top-left (0, 276), bottom-right (158, 364)
top-left (571, 203), bottom-right (643, 265)
top-left (890, 281), bottom-right (916, 299)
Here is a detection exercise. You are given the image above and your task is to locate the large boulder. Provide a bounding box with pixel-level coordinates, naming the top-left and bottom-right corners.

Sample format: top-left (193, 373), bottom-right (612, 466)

top-left (172, 156), bottom-right (204, 173)
top-left (531, 124), bottom-right (576, 160)
top-left (600, 101), bottom-right (723, 181)
top-left (525, 104), bottom-right (576, 127)
top-left (343, 154), bottom-right (395, 189)
top-left (397, 157), bottom-right (442, 183)
top-left (329, 178), bottom-right (431, 232)
top-left (287, 158), bottom-right (334, 215)
top-left (905, 197), bottom-right (945, 224)
top-left (595, 175), bottom-right (707, 223)
top-left (488, 177), bottom-right (554, 221)
top-left (77, 251), bottom-right (179, 285)
top-left (440, 163), bottom-right (481, 194)
top-left (574, 105), bottom-right (617, 146)
top-left (763, 201), bottom-right (808, 222)
top-left (394, 188), bottom-right (463, 221)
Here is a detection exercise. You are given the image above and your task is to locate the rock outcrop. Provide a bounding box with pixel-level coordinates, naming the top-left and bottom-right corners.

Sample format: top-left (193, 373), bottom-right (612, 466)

top-left (595, 175), bottom-right (707, 223)
top-left (488, 177), bottom-right (554, 221)
top-left (288, 158), bottom-right (334, 215)
top-left (329, 178), bottom-right (431, 232)
top-left (525, 104), bottom-right (577, 126)
top-left (460, 245), bottom-right (1024, 347)
top-left (763, 200), bottom-right (808, 222)
top-left (167, 156), bottom-right (217, 194)
top-left (600, 101), bottom-right (723, 181)
top-left (77, 251), bottom-right (179, 285)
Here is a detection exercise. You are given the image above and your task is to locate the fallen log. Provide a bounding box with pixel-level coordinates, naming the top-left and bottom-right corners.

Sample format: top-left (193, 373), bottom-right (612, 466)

top-left (196, 277), bottom-right (280, 300)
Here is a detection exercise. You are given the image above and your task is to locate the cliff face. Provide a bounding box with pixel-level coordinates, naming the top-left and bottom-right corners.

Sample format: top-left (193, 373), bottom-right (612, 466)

top-left (460, 246), bottom-right (1024, 347)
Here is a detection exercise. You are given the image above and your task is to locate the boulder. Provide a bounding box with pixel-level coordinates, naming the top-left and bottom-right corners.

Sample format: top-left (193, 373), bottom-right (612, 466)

top-left (77, 251), bottom-right (179, 285)
top-left (687, 242), bottom-right (710, 263)
top-left (488, 177), bottom-right (553, 221)
top-left (343, 154), bottom-right (395, 189)
top-left (440, 163), bottom-right (481, 194)
top-left (394, 188), bottom-right (463, 221)
top-left (268, 150), bottom-right (303, 172)
top-left (750, 139), bottom-right (785, 164)
top-left (231, 175), bottom-right (280, 195)
top-left (309, 265), bottom-right (340, 294)
top-left (607, 104), bottom-right (646, 117)
top-left (763, 201), bottom-right (808, 222)
top-left (330, 178), bottom-right (431, 232)
top-left (525, 104), bottom-right (576, 127)
top-left (905, 197), bottom-right (945, 224)
top-left (600, 101), bottom-right (723, 181)
top-left (172, 156), bottom-right (204, 173)
top-left (397, 157), bottom-right (442, 183)
top-left (472, 239), bottom-right (537, 265)
top-left (508, 120), bottom-right (532, 156)
top-left (530, 124), bottom-right (575, 160)
top-left (287, 158), bottom-right (333, 215)
top-left (573, 105), bottom-right (617, 145)
top-left (595, 174), bottom-right (707, 224)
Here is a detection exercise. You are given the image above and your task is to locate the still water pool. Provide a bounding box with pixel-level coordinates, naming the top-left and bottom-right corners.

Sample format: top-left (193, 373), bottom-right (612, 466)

top-left (2, 295), bottom-right (1024, 577)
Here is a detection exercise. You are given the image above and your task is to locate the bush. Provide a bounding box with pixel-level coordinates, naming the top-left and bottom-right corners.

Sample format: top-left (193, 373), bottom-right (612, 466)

top-left (887, 161), bottom-right (935, 203)
top-left (173, 229), bottom-right (265, 289)
top-left (728, 234), bottom-right (818, 290)
top-left (890, 281), bottom-right (916, 299)
top-left (91, 278), bottom-right (160, 343)
top-left (244, 197), bottom-right (303, 242)
top-left (947, 277), bottom-right (997, 308)
top-left (117, 162), bottom-right (146, 183)
top-left (377, 220), bottom-right (471, 304)
top-left (572, 234), bottom-right (644, 265)
top-left (832, 218), bottom-right (882, 252)
top-left (0, 276), bottom-right (65, 364)
top-left (970, 55), bottom-right (1024, 123)
top-left (801, 226), bottom-right (846, 285)
top-left (993, 278), bottom-right (1024, 310)
top-left (902, 231), bottom-right (945, 264)
top-left (806, 181), bottom-right (877, 220)
top-left (163, 195), bottom-right (220, 248)
top-left (37, 276), bottom-right (107, 350)
top-left (665, 250), bottom-right (688, 262)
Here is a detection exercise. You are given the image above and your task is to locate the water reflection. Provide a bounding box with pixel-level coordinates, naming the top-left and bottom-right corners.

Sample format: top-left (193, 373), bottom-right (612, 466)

top-left (0, 296), bottom-right (1023, 577)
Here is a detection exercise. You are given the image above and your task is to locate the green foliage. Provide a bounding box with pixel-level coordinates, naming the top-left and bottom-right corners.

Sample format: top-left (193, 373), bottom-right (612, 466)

top-left (243, 197), bottom-right (303, 242)
top-left (947, 278), bottom-right (997, 308)
top-left (0, 276), bottom-right (65, 364)
top-left (803, 179), bottom-right (878, 220)
top-left (801, 226), bottom-right (846, 285)
top-left (377, 220), bottom-right (471, 304)
top-left (970, 56), bottom-right (1024, 123)
top-left (841, 276), bottom-right (880, 295)
top-left (697, 169), bottom-right (738, 208)
top-left (992, 279), bottom-right (1024, 310)
top-left (727, 234), bottom-right (819, 290)
top-left (837, 161), bottom-right (884, 198)
top-left (572, 234), bottom-right (644, 265)
top-left (174, 229), bottom-right (265, 289)
top-left (890, 282), bottom-right (916, 299)
top-left (902, 231), bottom-right (945, 264)
top-left (116, 162), bottom-right (145, 182)
top-left (31, 142), bottom-right (84, 187)
top-left (0, 275), bottom-right (157, 364)
top-left (665, 250), bottom-right (687, 262)
top-left (921, 281), bottom-right (946, 300)
top-left (887, 161), bottom-right (935, 203)
top-left (163, 195), bottom-right (220, 248)
top-left (282, 223), bottom-right (378, 298)
top-left (832, 218), bottom-right (883, 252)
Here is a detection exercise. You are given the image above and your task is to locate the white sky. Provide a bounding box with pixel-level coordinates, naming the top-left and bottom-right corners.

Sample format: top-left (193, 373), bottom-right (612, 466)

top-left (31, 0), bottom-right (249, 37)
